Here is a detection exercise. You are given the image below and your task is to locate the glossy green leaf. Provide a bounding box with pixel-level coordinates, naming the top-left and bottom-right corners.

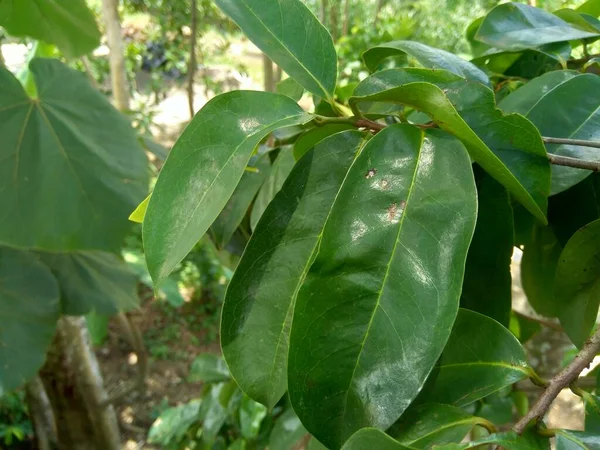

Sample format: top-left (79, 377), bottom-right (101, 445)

top-left (554, 219), bottom-right (600, 347)
top-left (200, 383), bottom-right (229, 443)
top-left (288, 125), bottom-right (477, 449)
top-left (239, 395), bottom-right (268, 439)
top-left (423, 309), bottom-right (530, 406)
top-left (362, 40), bottom-right (489, 85)
top-left (250, 148), bottom-right (296, 230)
top-left (0, 0), bottom-right (101, 58)
top-left (0, 247), bottom-right (60, 394)
top-left (188, 354), bottom-right (231, 384)
top-left (0, 58), bottom-right (148, 252)
top-left (341, 428), bottom-right (415, 450)
top-left (210, 155), bottom-right (271, 248)
top-left (460, 172), bottom-right (513, 326)
top-left (148, 400), bottom-right (202, 447)
top-left (222, 131), bottom-right (366, 410)
top-left (277, 77), bottom-right (305, 101)
top-left (437, 430), bottom-right (549, 449)
top-left (293, 124), bottom-right (355, 161)
top-left (350, 68), bottom-right (550, 223)
top-left (39, 251), bottom-right (138, 316)
top-left (475, 3), bottom-right (599, 52)
top-left (214, 0), bottom-right (337, 99)
top-left (556, 431), bottom-right (600, 450)
top-left (269, 408), bottom-right (307, 450)
top-left (499, 71), bottom-right (600, 194)
top-left (389, 403), bottom-right (483, 449)
top-left (521, 225), bottom-right (562, 317)
top-left (143, 91), bottom-right (311, 286)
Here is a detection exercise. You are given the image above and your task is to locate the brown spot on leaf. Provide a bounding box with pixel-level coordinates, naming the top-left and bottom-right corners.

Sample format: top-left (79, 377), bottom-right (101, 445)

top-left (365, 168), bottom-right (377, 179)
top-left (388, 203), bottom-right (398, 222)
top-left (380, 179), bottom-right (389, 190)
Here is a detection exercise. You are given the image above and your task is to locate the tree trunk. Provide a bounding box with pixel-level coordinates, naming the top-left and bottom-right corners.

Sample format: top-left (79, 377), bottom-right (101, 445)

top-left (25, 377), bottom-right (59, 450)
top-left (374, 0), bottom-right (385, 23)
top-left (320, 0), bottom-right (329, 27)
top-left (101, 0), bottom-right (130, 111)
top-left (187, 0), bottom-right (198, 119)
top-left (275, 65), bottom-right (283, 84)
top-left (39, 317), bottom-right (121, 450)
top-left (263, 54), bottom-right (275, 92)
top-left (329, 2), bottom-right (339, 42)
top-left (342, 0), bottom-right (351, 37)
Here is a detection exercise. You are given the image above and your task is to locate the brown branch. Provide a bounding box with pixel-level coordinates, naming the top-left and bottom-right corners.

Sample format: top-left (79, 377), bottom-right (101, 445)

top-left (547, 153), bottom-right (600, 172)
top-left (513, 326), bottom-right (600, 434)
top-left (512, 310), bottom-right (563, 332)
top-left (543, 136), bottom-right (600, 149)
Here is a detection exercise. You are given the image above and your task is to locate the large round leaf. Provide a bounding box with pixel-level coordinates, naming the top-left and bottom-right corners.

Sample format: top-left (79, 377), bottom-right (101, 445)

top-left (0, 246), bottom-right (60, 394)
top-left (143, 91), bottom-right (312, 286)
top-left (288, 125), bottom-right (477, 449)
top-left (422, 309), bottom-right (530, 406)
top-left (214, 0), bottom-right (337, 99)
top-left (222, 131), bottom-right (366, 409)
top-left (350, 68), bottom-right (550, 223)
top-left (499, 71), bottom-right (600, 194)
top-left (0, 58), bottom-right (148, 252)
top-left (0, 0), bottom-right (100, 58)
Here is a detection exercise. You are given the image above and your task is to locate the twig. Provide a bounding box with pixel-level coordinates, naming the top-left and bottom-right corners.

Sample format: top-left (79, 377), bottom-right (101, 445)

top-left (547, 153), bottom-right (600, 172)
top-left (513, 310), bottom-right (563, 332)
top-left (543, 137), bottom-right (600, 149)
top-left (513, 326), bottom-right (600, 434)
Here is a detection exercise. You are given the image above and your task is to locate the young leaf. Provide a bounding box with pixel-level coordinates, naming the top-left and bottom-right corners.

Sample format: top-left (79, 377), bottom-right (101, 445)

top-left (422, 309), bottom-right (530, 406)
top-left (129, 195), bottom-right (150, 223)
top-left (500, 71), bottom-right (600, 194)
top-left (554, 219), bottom-right (600, 347)
top-left (475, 3), bottom-right (599, 51)
top-left (143, 91), bottom-right (312, 286)
top-left (341, 428), bottom-right (414, 450)
top-left (210, 155), bottom-right (272, 249)
top-left (214, 0), bottom-right (337, 99)
top-left (350, 68), bottom-right (550, 223)
top-left (0, 59), bottom-right (148, 252)
top-left (0, 0), bottom-right (101, 58)
top-left (362, 40), bottom-right (489, 85)
top-left (521, 225), bottom-right (562, 317)
top-left (288, 125), bottom-right (477, 449)
top-left (250, 148), bottom-right (296, 230)
top-left (38, 251), bottom-right (139, 316)
top-left (389, 403), bottom-right (485, 449)
top-left (293, 123), bottom-right (355, 161)
top-left (221, 131), bottom-right (366, 410)
top-left (0, 246), bottom-right (60, 394)
top-left (460, 172), bottom-right (513, 326)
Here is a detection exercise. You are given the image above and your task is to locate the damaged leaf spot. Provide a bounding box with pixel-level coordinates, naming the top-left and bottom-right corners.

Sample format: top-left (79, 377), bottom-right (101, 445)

top-left (380, 179), bottom-right (389, 190)
top-left (365, 168), bottom-right (377, 179)
top-left (388, 203), bottom-right (398, 222)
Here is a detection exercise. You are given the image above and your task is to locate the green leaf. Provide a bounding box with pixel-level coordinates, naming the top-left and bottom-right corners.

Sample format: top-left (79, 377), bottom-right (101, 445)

top-left (38, 251), bottom-right (139, 316)
top-left (389, 403), bottom-right (483, 449)
top-left (460, 171), bottom-right (513, 326)
top-left (229, 439), bottom-right (247, 450)
top-left (499, 71), bottom-right (600, 194)
top-left (239, 395), bottom-right (268, 439)
top-left (129, 195), bottom-right (150, 224)
top-left (308, 438), bottom-right (330, 450)
top-left (475, 3), bottom-right (599, 52)
top-left (362, 40), bottom-right (489, 85)
top-left (288, 125), bottom-right (477, 449)
top-left (188, 354), bottom-right (231, 384)
top-left (293, 124), bottom-right (355, 161)
top-left (0, 58), bottom-right (148, 252)
top-left (269, 408), bottom-right (307, 450)
top-left (210, 155), bottom-right (271, 248)
top-left (85, 311), bottom-right (110, 346)
top-left (509, 312), bottom-right (542, 343)
top-left (578, 0), bottom-right (600, 17)
top-left (556, 430), bottom-right (600, 450)
top-left (554, 219), bottom-right (600, 347)
top-left (143, 91), bottom-right (311, 286)
top-left (0, 246), bottom-right (60, 394)
top-left (0, 0), bottom-right (101, 58)
top-left (214, 0), bottom-right (337, 99)
top-left (277, 77), bottom-right (305, 101)
top-left (200, 383), bottom-right (229, 443)
top-left (148, 400), bottom-right (202, 447)
top-left (250, 148), bottom-right (296, 230)
top-left (521, 225), bottom-right (562, 317)
top-left (437, 430), bottom-right (549, 449)
top-left (350, 68), bottom-right (550, 223)
top-left (222, 131), bottom-right (366, 410)
top-left (584, 393), bottom-right (600, 432)
top-left (423, 309), bottom-right (530, 406)
top-left (341, 428), bottom-right (415, 450)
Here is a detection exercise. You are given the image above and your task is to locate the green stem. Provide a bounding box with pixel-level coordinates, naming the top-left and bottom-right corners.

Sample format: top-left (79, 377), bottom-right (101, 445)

top-left (474, 417), bottom-right (497, 434)
top-left (526, 367), bottom-right (549, 388)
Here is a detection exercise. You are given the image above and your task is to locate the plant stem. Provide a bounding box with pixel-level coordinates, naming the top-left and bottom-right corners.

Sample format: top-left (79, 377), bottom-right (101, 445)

top-left (513, 326), bottom-right (600, 434)
top-left (542, 136), bottom-right (600, 149)
top-left (512, 310), bottom-right (563, 332)
top-left (547, 153), bottom-right (600, 172)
